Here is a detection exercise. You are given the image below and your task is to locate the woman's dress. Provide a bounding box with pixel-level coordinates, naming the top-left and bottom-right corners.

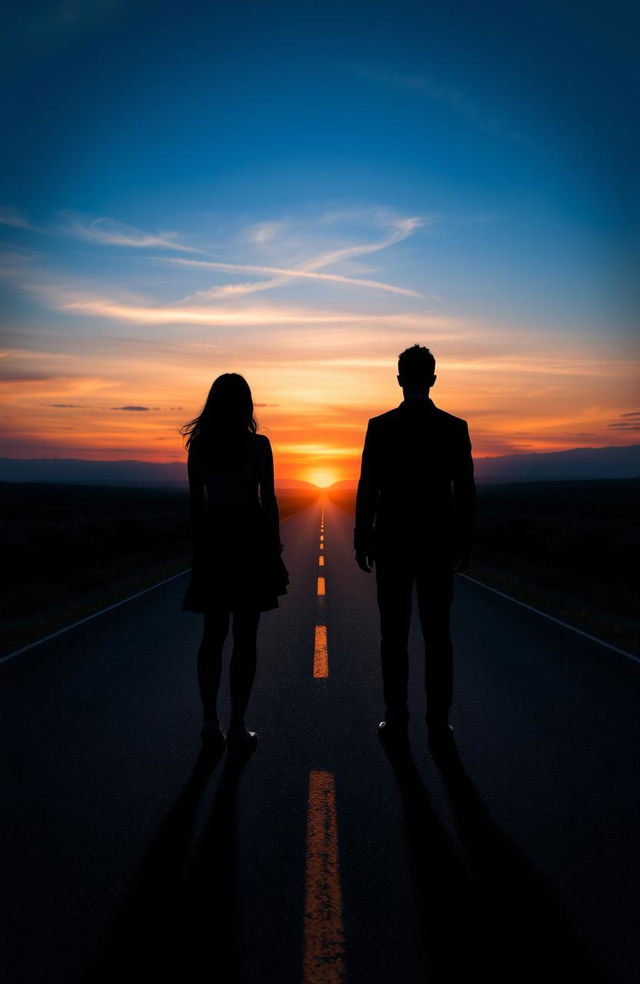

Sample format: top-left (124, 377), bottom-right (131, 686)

top-left (182, 433), bottom-right (288, 613)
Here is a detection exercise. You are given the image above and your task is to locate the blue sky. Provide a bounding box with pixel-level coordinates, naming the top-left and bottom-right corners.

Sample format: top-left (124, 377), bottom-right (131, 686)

top-left (1, 0), bottom-right (637, 476)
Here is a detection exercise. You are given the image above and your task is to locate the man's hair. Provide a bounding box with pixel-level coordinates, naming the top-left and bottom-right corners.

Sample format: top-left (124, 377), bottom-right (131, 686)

top-left (397, 344), bottom-right (436, 384)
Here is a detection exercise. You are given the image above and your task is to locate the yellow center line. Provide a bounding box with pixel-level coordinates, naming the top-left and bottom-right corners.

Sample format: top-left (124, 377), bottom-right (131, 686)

top-left (313, 624), bottom-right (328, 677)
top-left (303, 771), bottom-right (346, 983)
top-left (314, 516), bottom-right (327, 675)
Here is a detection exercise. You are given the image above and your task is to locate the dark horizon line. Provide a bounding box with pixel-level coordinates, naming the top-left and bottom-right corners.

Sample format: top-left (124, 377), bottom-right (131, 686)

top-left (0, 442), bottom-right (639, 465)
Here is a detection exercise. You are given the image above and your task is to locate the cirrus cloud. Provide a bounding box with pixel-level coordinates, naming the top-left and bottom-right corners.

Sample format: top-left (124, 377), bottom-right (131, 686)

top-left (54, 210), bottom-right (206, 253)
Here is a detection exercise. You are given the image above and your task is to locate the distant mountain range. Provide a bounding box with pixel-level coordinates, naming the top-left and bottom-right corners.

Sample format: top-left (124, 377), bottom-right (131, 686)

top-left (0, 458), bottom-right (188, 487)
top-left (474, 444), bottom-right (640, 483)
top-left (0, 457), bottom-right (320, 489)
top-left (0, 444), bottom-right (638, 488)
top-left (330, 444), bottom-right (640, 487)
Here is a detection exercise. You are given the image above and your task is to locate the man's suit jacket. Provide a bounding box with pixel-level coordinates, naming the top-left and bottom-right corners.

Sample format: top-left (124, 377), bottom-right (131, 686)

top-left (354, 397), bottom-right (475, 562)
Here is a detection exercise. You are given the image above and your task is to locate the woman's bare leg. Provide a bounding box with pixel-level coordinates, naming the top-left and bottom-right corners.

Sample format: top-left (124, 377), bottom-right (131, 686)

top-left (198, 610), bottom-right (230, 723)
top-left (229, 609), bottom-right (260, 729)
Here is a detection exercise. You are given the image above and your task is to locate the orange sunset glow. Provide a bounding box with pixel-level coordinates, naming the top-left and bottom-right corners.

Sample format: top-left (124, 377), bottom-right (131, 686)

top-left (2, 307), bottom-right (637, 485)
top-left (1, 100), bottom-right (637, 483)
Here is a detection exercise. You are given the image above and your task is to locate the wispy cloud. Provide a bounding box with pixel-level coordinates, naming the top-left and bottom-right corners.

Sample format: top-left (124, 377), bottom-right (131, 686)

top-left (278, 443), bottom-right (362, 458)
top-left (0, 207), bottom-right (31, 230)
top-left (0, 207), bottom-right (43, 232)
top-left (44, 293), bottom-right (399, 326)
top-left (170, 258), bottom-right (423, 299)
top-left (39, 286), bottom-right (463, 329)
top-left (179, 276), bottom-right (288, 300)
top-left (174, 210), bottom-right (426, 301)
top-left (4, 204), bottom-right (428, 302)
top-left (0, 247), bottom-right (40, 277)
top-left (244, 221), bottom-right (288, 245)
top-left (305, 214), bottom-right (424, 270)
top-left (55, 210), bottom-right (205, 253)
top-left (1, 206), bottom-right (207, 254)
top-left (609, 410), bottom-right (640, 430)
top-left (44, 402), bottom-right (182, 412)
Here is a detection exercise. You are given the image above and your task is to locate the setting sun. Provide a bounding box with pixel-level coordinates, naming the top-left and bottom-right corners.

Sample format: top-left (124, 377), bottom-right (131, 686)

top-left (307, 469), bottom-right (338, 488)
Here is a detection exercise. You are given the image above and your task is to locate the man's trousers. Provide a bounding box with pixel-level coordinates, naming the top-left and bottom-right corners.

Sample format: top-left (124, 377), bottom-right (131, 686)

top-left (375, 548), bottom-right (454, 726)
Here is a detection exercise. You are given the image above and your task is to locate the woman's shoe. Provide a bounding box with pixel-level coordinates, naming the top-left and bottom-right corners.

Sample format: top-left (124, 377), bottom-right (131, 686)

top-left (227, 726), bottom-right (258, 746)
top-left (201, 720), bottom-right (226, 744)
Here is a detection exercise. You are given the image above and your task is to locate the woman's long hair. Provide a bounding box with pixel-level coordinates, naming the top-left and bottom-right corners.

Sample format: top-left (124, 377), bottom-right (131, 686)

top-left (180, 373), bottom-right (257, 466)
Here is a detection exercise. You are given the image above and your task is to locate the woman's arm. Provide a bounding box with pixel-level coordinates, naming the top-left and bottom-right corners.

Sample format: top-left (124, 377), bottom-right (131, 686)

top-left (187, 449), bottom-right (206, 535)
top-left (258, 436), bottom-right (281, 548)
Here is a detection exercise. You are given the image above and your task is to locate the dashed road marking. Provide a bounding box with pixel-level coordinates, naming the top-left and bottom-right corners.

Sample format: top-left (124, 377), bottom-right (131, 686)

top-left (313, 625), bottom-right (328, 678)
top-left (314, 516), bottom-right (328, 674)
top-left (303, 771), bottom-right (346, 983)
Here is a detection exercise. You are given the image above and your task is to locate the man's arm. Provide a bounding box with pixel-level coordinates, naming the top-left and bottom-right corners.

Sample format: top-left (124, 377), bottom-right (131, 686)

top-left (452, 420), bottom-right (475, 571)
top-left (354, 421), bottom-right (377, 572)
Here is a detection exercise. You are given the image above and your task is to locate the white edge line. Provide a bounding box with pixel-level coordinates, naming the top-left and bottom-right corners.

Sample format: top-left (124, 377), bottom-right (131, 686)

top-left (0, 510), bottom-right (298, 667)
top-left (0, 570), bottom-right (191, 666)
top-left (460, 574), bottom-right (640, 666)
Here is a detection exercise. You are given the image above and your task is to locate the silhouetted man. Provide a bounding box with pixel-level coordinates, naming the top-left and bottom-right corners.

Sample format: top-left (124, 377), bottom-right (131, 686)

top-left (355, 345), bottom-right (475, 745)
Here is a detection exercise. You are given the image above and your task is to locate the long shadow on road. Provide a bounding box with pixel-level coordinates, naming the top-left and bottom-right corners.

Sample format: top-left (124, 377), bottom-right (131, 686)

top-left (86, 743), bottom-right (255, 983)
top-left (382, 735), bottom-right (606, 983)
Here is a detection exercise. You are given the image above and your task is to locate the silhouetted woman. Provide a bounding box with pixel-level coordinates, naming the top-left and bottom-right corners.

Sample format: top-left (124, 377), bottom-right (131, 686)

top-left (181, 374), bottom-right (288, 746)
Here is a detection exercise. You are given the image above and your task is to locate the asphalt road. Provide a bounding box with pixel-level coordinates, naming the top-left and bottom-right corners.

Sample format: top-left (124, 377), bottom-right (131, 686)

top-left (2, 497), bottom-right (639, 983)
